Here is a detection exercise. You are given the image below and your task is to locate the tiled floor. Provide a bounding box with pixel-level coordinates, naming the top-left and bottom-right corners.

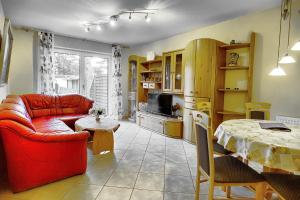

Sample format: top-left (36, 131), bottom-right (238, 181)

top-left (0, 121), bottom-right (255, 200)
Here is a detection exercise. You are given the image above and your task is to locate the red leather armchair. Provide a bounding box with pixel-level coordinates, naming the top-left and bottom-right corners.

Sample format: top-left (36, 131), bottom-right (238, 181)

top-left (0, 94), bottom-right (93, 192)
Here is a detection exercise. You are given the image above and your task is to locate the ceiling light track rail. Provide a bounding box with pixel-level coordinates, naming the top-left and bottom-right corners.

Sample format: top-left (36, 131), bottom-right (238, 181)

top-left (83, 9), bottom-right (157, 32)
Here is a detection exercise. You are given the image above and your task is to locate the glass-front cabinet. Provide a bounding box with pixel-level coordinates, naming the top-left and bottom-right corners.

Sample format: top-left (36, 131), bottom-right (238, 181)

top-left (163, 53), bottom-right (172, 92)
top-left (162, 50), bottom-right (184, 93)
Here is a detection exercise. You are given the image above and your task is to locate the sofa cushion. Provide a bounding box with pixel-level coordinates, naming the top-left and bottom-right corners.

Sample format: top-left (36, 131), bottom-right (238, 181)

top-left (21, 94), bottom-right (57, 118)
top-left (21, 94), bottom-right (93, 118)
top-left (0, 110), bottom-right (36, 131)
top-left (56, 95), bottom-right (93, 115)
top-left (32, 116), bottom-right (74, 134)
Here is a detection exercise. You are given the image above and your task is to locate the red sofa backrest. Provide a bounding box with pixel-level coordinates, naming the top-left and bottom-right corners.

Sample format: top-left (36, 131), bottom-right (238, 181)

top-left (0, 96), bottom-right (35, 131)
top-left (21, 94), bottom-right (93, 118)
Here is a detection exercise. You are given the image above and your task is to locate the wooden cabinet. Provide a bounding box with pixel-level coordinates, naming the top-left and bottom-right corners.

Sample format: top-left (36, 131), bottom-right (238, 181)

top-left (183, 108), bottom-right (195, 143)
top-left (184, 39), bottom-right (216, 98)
top-left (164, 120), bottom-right (183, 138)
top-left (162, 50), bottom-right (184, 93)
top-left (137, 111), bottom-right (183, 138)
top-left (194, 39), bottom-right (214, 98)
top-left (184, 41), bottom-right (196, 96)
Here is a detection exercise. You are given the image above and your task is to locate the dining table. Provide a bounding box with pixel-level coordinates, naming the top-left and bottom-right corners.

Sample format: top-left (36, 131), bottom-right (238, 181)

top-left (214, 119), bottom-right (300, 174)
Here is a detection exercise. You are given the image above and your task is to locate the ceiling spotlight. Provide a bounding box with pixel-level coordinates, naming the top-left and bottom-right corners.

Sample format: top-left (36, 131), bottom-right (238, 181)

top-left (84, 26), bottom-right (90, 32)
top-left (110, 15), bottom-right (118, 26)
top-left (129, 12), bottom-right (132, 21)
top-left (145, 14), bottom-right (151, 23)
top-left (96, 24), bottom-right (102, 31)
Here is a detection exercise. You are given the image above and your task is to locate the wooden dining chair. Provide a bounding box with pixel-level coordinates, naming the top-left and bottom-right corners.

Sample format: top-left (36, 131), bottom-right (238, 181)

top-left (245, 102), bottom-right (271, 120)
top-left (194, 102), bottom-right (232, 155)
top-left (263, 173), bottom-right (300, 200)
top-left (194, 111), bottom-right (266, 200)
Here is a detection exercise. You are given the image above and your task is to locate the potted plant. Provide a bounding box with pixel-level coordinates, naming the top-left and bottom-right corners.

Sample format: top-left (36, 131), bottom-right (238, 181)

top-left (89, 108), bottom-right (105, 121)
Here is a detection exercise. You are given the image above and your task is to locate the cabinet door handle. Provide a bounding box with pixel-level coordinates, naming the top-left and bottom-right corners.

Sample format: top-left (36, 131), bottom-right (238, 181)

top-left (190, 91), bottom-right (193, 93)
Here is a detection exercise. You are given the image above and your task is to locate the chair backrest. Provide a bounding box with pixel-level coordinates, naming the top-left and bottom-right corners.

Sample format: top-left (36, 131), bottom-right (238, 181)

top-left (196, 101), bottom-right (212, 117)
top-left (193, 111), bottom-right (215, 178)
top-left (245, 102), bottom-right (271, 120)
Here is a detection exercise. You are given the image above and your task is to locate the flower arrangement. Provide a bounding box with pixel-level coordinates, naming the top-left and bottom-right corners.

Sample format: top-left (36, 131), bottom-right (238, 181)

top-left (171, 103), bottom-right (182, 117)
top-left (89, 108), bottom-right (105, 121)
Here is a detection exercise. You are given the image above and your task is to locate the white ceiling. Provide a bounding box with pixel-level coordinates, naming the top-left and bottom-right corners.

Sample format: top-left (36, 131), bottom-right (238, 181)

top-left (2, 0), bottom-right (280, 46)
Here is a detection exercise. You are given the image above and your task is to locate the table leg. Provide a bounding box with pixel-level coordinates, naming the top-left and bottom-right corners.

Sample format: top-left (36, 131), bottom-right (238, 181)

top-left (93, 130), bottom-right (114, 155)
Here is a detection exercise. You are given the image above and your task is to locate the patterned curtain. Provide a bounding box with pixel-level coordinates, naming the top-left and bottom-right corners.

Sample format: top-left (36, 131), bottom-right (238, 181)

top-left (38, 32), bottom-right (55, 94)
top-left (111, 45), bottom-right (123, 119)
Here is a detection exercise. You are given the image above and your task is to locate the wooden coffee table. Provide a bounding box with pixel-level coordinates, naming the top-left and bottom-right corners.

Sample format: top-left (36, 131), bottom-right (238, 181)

top-left (75, 116), bottom-right (120, 155)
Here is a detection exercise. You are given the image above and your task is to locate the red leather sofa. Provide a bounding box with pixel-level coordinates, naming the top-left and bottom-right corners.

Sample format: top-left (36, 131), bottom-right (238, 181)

top-left (0, 94), bottom-right (93, 192)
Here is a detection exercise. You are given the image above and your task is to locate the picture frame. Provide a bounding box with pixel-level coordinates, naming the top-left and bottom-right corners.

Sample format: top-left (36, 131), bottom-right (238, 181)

top-left (0, 18), bottom-right (13, 86)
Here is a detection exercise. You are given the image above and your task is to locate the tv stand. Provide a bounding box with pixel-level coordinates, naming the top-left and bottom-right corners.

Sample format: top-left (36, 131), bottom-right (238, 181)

top-left (136, 111), bottom-right (183, 138)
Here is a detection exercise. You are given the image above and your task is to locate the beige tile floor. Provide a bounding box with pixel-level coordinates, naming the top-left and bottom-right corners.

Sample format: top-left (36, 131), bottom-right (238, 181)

top-left (0, 121), bottom-right (256, 200)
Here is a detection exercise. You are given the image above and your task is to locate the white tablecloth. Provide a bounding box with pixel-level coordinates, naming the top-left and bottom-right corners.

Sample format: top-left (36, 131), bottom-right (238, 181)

top-left (214, 119), bottom-right (300, 173)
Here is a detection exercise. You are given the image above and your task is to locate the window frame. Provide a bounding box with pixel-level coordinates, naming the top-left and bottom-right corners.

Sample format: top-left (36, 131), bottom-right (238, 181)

top-left (53, 47), bottom-right (111, 113)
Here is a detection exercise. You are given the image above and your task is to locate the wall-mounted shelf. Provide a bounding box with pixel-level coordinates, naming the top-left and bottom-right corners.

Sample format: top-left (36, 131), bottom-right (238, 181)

top-left (141, 59), bottom-right (162, 66)
top-left (140, 70), bottom-right (162, 73)
top-left (212, 32), bottom-right (256, 131)
top-left (219, 66), bottom-right (249, 70)
top-left (220, 43), bottom-right (250, 50)
top-left (217, 110), bottom-right (246, 116)
top-left (218, 89), bottom-right (248, 92)
top-left (140, 81), bottom-right (162, 83)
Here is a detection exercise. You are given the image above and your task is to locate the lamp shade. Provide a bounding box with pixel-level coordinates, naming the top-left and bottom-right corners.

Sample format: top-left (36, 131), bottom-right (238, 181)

top-left (279, 53), bottom-right (296, 64)
top-left (291, 40), bottom-right (300, 51)
top-left (269, 66), bottom-right (286, 76)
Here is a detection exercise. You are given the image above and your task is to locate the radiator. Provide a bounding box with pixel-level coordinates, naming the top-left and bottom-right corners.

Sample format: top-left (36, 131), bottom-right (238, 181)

top-left (276, 115), bottom-right (300, 125)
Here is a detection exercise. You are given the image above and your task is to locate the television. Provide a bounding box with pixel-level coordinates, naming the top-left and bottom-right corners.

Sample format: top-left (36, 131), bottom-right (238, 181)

top-left (0, 18), bottom-right (13, 86)
top-left (147, 93), bottom-right (173, 116)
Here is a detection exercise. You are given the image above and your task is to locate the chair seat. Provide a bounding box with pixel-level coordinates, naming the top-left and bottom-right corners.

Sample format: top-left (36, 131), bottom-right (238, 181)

top-left (263, 173), bottom-right (300, 200)
top-left (214, 156), bottom-right (264, 183)
top-left (213, 140), bottom-right (232, 155)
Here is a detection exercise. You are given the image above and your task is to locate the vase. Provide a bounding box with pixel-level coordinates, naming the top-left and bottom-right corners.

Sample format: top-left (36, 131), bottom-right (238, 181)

top-left (95, 115), bottom-right (100, 121)
top-left (228, 52), bottom-right (239, 66)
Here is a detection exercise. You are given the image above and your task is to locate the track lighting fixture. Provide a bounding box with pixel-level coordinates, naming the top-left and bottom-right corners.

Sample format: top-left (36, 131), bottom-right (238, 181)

top-left (109, 15), bottom-right (118, 27)
top-left (96, 24), bottom-right (102, 31)
top-left (84, 26), bottom-right (90, 32)
top-left (82, 9), bottom-right (156, 32)
top-left (145, 14), bottom-right (151, 23)
top-left (129, 12), bottom-right (132, 21)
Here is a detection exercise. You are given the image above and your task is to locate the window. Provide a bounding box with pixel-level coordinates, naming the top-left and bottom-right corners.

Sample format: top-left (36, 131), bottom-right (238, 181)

top-left (53, 48), bottom-right (110, 112)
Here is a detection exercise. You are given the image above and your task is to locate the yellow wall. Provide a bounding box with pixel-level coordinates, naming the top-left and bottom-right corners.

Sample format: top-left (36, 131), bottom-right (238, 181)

top-left (126, 0), bottom-right (300, 119)
top-left (8, 28), bottom-right (35, 94)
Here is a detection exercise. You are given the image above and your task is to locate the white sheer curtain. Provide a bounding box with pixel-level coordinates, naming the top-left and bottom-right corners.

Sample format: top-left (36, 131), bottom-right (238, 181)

top-left (110, 45), bottom-right (123, 119)
top-left (38, 32), bottom-right (55, 94)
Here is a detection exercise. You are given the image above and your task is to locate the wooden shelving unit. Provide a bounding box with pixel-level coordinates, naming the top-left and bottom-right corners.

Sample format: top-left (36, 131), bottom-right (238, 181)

top-left (141, 59), bottom-right (162, 65)
top-left (213, 32), bottom-right (256, 130)
top-left (216, 110), bottom-right (246, 116)
top-left (137, 56), bottom-right (163, 102)
top-left (220, 43), bottom-right (250, 50)
top-left (219, 66), bottom-right (249, 70)
top-left (218, 89), bottom-right (248, 92)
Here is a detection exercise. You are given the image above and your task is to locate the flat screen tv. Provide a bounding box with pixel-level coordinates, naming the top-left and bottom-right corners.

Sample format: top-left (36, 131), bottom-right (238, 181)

top-left (0, 18), bottom-right (13, 86)
top-left (147, 93), bottom-right (173, 116)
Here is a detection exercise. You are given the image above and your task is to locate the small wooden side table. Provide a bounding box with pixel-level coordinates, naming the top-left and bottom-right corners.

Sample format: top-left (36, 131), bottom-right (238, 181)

top-left (75, 116), bottom-right (120, 155)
